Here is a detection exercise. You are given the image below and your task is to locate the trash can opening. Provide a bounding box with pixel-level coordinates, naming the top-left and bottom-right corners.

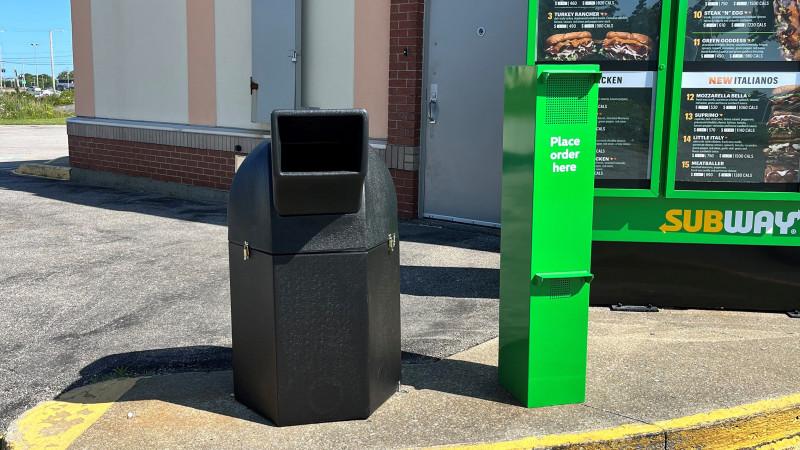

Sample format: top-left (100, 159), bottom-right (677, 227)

top-left (276, 114), bottom-right (364, 173)
top-left (270, 110), bottom-right (369, 217)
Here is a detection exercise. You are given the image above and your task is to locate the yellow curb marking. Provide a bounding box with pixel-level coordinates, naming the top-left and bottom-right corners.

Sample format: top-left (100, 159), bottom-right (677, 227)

top-left (755, 434), bottom-right (800, 450)
top-left (439, 393), bottom-right (800, 450)
top-left (6, 378), bottom-right (137, 449)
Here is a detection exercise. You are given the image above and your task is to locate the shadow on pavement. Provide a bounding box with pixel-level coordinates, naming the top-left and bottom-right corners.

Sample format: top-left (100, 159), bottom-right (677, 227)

top-left (398, 220), bottom-right (500, 253)
top-left (401, 266), bottom-right (499, 299)
top-left (402, 358), bottom-right (521, 406)
top-left (57, 346), bottom-right (513, 424)
top-left (0, 170), bottom-right (227, 226)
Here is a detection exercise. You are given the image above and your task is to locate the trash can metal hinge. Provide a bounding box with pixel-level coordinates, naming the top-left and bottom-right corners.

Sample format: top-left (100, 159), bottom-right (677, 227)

top-left (388, 233), bottom-right (397, 252)
top-left (243, 241), bottom-right (250, 261)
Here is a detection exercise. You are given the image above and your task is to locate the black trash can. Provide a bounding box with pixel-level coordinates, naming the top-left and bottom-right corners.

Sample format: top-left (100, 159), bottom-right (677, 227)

top-left (227, 109), bottom-right (400, 427)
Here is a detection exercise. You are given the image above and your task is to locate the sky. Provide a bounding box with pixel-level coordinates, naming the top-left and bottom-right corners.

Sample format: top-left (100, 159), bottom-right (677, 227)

top-left (0, 0), bottom-right (74, 82)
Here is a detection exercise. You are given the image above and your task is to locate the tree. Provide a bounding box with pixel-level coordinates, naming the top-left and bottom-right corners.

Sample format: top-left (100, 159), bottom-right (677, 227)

top-left (57, 70), bottom-right (74, 81)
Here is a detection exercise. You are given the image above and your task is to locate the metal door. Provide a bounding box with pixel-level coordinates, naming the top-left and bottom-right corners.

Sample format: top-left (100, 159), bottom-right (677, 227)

top-left (251, 0), bottom-right (301, 123)
top-left (421, 0), bottom-right (528, 226)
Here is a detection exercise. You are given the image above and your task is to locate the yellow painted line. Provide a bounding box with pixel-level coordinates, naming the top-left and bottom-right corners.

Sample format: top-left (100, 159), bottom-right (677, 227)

top-left (436, 393), bottom-right (800, 450)
top-left (659, 393), bottom-right (800, 449)
top-left (3, 378), bottom-right (137, 450)
top-left (755, 434), bottom-right (800, 450)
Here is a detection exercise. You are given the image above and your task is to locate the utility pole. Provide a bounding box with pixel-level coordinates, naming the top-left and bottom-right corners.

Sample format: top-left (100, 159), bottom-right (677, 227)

top-left (49, 30), bottom-right (64, 92)
top-left (31, 43), bottom-right (39, 87)
top-left (49, 31), bottom-right (55, 91)
top-left (0, 44), bottom-right (3, 89)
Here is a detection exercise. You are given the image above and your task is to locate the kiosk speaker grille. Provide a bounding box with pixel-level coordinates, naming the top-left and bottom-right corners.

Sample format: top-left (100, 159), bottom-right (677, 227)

top-left (544, 74), bottom-right (592, 125)
top-left (549, 278), bottom-right (572, 299)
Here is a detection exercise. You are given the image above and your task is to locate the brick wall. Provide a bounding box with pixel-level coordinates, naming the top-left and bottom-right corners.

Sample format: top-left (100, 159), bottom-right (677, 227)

top-left (69, 136), bottom-right (235, 191)
top-left (387, 0), bottom-right (424, 218)
top-left (390, 169), bottom-right (419, 219)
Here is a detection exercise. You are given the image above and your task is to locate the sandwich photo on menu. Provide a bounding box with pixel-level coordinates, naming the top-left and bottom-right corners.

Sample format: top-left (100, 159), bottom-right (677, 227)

top-left (765, 85), bottom-right (800, 182)
top-left (543, 31), bottom-right (595, 61)
top-left (768, 84), bottom-right (800, 112)
top-left (766, 112), bottom-right (800, 139)
top-left (774, 0), bottom-right (800, 61)
top-left (764, 143), bottom-right (800, 182)
top-left (600, 32), bottom-right (653, 60)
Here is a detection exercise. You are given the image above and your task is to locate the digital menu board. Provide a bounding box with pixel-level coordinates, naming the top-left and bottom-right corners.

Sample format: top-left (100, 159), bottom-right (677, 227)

top-left (676, 73), bottom-right (800, 188)
top-left (534, 0), bottom-right (664, 187)
top-left (536, 0), bottom-right (662, 68)
top-left (596, 72), bottom-right (655, 185)
top-left (677, 0), bottom-right (800, 191)
top-left (684, 0), bottom-right (797, 64)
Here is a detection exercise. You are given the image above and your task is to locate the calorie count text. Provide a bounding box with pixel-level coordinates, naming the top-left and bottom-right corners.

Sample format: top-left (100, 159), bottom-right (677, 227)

top-left (704, 0), bottom-right (771, 4)
top-left (680, 90), bottom-right (762, 178)
top-left (553, 0), bottom-right (617, 5)
top-left (693, 9), bottom-right (770, 30)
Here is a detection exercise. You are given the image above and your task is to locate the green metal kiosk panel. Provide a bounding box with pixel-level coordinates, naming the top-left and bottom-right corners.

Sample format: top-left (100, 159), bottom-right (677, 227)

top-left (527, 0), bottom-right (673, 197)
top-left (527, 287), bottom-right (590, 406)
top-left (499, 66), bottom-right (538, 403)
top-left (500, 64), bottom-right (599, 407)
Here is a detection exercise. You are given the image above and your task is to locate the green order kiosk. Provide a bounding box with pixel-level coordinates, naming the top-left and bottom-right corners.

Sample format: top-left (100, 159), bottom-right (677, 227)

top-left (529, 0), bottom-right (800, 312)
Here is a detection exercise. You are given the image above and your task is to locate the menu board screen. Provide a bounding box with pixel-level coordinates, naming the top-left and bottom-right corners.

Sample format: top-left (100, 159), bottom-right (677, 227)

top-left (677, 73), bottom-right (800, 189)
top-left (535, 0), bottom-right (664, 187)
top-left (596, 72), bottom-right (656, 183)
top-left (536, 0), bottom-right (662, 67)
top-left (685, 0), bottom-right (796, 63)
top-left (677, 0), bottom-right (800, 191)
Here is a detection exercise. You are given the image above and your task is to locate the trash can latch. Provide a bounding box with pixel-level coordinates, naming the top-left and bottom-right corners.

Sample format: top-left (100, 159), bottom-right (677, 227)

top-left (388, 234), bottom-right (397, 253)
top-left (243, 241), bottom-right (250, 261)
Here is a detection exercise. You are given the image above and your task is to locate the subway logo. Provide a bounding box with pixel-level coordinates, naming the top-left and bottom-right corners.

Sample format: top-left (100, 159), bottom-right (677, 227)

top-left (660, 209), bottom-right (800, 235)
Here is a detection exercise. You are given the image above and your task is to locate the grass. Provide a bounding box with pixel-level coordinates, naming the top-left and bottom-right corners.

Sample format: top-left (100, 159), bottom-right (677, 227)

top-left (0, 117), bottom-right (69, 125)
top-left (0, 90), bottom-right (75, 125)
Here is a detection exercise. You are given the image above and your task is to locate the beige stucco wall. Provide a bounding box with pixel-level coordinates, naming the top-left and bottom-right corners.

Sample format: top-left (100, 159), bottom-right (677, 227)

top-left (354, 0), bottom-right (390, 139)
top-left (91, 0), bottom-right (189, 124)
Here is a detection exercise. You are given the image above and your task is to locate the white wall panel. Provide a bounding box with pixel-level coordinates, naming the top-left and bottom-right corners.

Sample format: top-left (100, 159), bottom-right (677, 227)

top-left (301, 0), bottom-right (354, 109)
top-left (91, 0), bottom-right (189, 123)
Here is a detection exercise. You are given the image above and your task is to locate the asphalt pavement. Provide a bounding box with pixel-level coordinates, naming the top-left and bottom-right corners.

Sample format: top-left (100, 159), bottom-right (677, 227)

top-left (2, 125), bottom-right (800, 449)
top-left (0, 131), bottom-right (501, 433)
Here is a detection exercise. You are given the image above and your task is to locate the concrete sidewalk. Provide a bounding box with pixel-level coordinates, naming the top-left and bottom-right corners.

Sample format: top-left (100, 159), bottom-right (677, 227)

top-left (4, 308), bottom-right (800, 449)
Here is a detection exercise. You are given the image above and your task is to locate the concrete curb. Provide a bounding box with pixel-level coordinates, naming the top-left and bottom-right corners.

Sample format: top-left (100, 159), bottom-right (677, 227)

top-left (443, 393), bottom-right (800, 449)
top-left (3, 376), bottom-right (799, 450)
top-left (12, 163), bottom-right (70, 181)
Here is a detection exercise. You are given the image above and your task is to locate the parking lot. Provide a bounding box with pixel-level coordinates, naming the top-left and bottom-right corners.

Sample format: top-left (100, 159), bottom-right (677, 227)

top-left (0, 127), bottom-right (501, 431)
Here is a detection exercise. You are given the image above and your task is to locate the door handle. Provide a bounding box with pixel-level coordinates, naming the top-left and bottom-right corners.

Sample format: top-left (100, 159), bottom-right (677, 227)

top-left (428, 83), bottom-right (438, 124)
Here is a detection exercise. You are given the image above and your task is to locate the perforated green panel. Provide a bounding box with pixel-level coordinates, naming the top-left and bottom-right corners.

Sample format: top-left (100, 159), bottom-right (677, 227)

top-left (549, 278), bottom-right (571, 299)
top-left (544, 74), bottom-right (592, 125)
